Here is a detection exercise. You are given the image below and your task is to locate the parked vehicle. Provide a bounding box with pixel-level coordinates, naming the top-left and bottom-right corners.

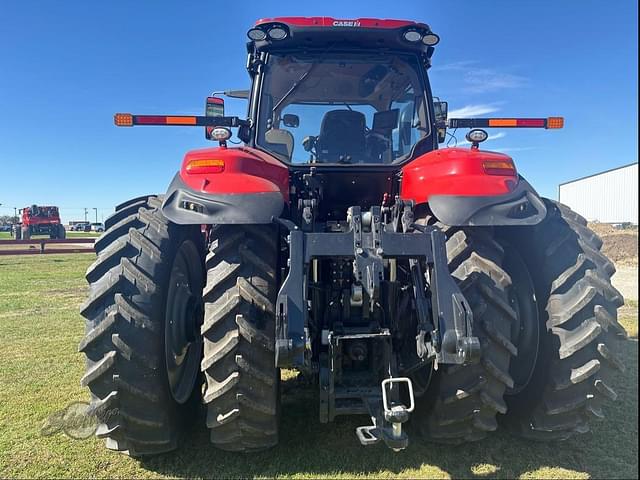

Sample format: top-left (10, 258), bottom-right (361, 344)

top-left (90, 223), bottom-right (104, 232)
top-left (14, 205), bottom-right (65, 240)
top-left (80, 17), bottom-right (625, 457)
top-left (0, 225), bottom-right (12, 232)
top-left (70, 223), bottom-right (90, 231)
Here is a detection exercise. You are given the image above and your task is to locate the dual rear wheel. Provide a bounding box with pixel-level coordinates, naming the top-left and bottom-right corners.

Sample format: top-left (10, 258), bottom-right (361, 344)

top-left (80, 196), bottom-right (624, 455)
top-left (79, 196), bottom-right (278, 455)
top-left (413, 199), bottom-right (625, 443)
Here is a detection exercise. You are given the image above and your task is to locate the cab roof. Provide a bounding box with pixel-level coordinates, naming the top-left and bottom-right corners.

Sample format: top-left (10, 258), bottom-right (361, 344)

top-left (255, 17), bottom-right (423, 29)
top-left (249, 17), bottom-right (436, 58)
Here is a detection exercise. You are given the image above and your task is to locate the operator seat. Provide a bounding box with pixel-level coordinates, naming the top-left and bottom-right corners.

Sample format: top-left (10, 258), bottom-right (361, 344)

top-left (316, 110), bottom-right (367, 163)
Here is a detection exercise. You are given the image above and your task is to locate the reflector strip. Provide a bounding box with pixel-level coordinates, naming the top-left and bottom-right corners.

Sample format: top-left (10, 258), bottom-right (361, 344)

top-left (134, 115), bottom-right (168, 125)
top-left (488, 119), bottom-right (518, 127)
top-left (166, 116), bottom-right (197, 125)
top-left (516, 118), bottom-right (545, 127)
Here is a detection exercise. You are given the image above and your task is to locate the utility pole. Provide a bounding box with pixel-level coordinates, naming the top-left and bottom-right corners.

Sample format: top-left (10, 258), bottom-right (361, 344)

top-left (93, 208), bottom-right (98, 223)
top-left (84, 208), bottom-right (88, 222)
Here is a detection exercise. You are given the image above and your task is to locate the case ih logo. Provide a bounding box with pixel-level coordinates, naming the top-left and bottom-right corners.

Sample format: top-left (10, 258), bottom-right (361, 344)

top-left (333, 20), bottom-right (361, 27)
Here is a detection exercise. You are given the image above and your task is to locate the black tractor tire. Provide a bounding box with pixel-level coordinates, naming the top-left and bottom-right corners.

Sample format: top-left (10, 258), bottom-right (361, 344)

top-left (22, 226), bottom-right (30, 240)
top-left (413, 220), bottom-right (517, 443)
top-left (79, 195), bottom-right (205, 456)
top-left (201, 225), bottom-right (280, 452)
top-left (58, 224), bottom-right (66, 239)
top-left (14, 226), bottom-right (21, 240)
top-left (500, 200), bottom-right (626, 440)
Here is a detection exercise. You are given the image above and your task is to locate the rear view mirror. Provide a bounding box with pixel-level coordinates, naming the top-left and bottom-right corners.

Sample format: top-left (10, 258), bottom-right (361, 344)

top-left (282, 114), bottom-right (299, 128)
top-left (433, 98), bottom-right (448, 143)
top-left (205, 96), bottom-right (225, 141)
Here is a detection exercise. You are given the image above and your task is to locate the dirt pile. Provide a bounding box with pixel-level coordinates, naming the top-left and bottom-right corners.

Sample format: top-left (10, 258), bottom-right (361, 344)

top-left (589, 223), bottom-right (638, 266)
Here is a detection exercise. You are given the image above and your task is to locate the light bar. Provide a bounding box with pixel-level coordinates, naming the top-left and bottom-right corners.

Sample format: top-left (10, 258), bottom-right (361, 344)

top-left (113, 113), bottom-right (249, 128)
top-left (448, 117), bottom-right (564, 129)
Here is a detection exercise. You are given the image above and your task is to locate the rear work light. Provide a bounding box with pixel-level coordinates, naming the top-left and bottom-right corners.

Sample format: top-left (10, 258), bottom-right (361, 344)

top-left (402, 28), bottom-right (440, 45)
top-left (247, 28), bottom-right (267, 41)
top-left (483, 159), bottom-right (516, 176)
top-left (403, 30), bottom-right (422, 42)
top-left (247, 24), bottom-right (289, 41)
top-left (267, 26), bottom-right (288, 40)
top-left (185, 159), bottom-right (225, 174)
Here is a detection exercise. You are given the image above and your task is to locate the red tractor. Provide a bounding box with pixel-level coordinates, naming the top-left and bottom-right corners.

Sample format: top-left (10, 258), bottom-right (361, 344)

top-left (14, 204), bottom-right (65, 240)
top-left (80, 17), bottom-right (625, 456)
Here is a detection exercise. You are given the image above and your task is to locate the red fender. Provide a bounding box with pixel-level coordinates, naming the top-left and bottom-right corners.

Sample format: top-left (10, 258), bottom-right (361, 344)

top-left (400, 148), bottom-right (546, 226)
top-left (179, 146), bottom-right (289, 200)
top-left (400, 147), bottom-right (517, 203)
top-left (162, 146), bottom-right (290, 225)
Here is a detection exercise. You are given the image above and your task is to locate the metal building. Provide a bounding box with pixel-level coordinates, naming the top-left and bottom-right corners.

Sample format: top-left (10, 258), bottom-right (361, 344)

top-left (558, 163), bottom-right (638, 224)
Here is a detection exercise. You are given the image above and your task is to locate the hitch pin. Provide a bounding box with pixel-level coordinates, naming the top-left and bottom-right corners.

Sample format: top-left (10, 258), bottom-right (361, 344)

top-left (382, 377), bottom-right (415, 450)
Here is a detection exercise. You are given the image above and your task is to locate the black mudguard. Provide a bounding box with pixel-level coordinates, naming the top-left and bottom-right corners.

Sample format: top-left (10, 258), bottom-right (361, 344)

top-left (161, 173), bottom-right (285, 225)
top-left (428, 177), bottom-right (546, 227)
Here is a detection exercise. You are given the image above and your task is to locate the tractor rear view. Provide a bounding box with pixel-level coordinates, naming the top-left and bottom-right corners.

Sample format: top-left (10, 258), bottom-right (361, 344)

top-left (79, 17), bottom-right (625, 455)
top-left (15, 205), bottom-right (65, 240)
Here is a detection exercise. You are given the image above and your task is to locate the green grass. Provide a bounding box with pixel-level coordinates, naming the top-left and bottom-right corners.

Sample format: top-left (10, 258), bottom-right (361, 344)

top-left (0, 254), bottom-right (637, 479)
top-left (0, 231), bottom-right (100, 240)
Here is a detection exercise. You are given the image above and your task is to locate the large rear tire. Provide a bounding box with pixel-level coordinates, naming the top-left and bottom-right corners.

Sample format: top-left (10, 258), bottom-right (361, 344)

top-left (79, 195), bottom-right (205, 456)
top-left (201, 225), bottom-right (280, 452)
top-left (413, 221), bottom-right (517, 443)
top-left (500, 200), bottom-right (626, 440)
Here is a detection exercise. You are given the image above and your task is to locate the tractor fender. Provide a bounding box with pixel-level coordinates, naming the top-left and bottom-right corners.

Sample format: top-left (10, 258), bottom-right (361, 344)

top-left (161, 146), bottom-right (289, 225)
top-left (427, 177), bottom-right (547, 226)
top-left (400, 147), bottom-right (546, 226)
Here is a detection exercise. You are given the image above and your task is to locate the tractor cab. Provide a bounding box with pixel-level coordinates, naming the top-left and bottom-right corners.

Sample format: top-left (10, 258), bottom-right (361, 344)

top-left (246, 18), bottom-right (441, 165)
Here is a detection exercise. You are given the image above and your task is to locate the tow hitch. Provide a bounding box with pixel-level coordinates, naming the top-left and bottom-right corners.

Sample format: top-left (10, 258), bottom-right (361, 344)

top-left (356, 377), bottom-right (415, 451)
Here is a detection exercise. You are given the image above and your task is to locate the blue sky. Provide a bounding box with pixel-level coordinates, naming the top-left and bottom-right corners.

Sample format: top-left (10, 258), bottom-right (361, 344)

top-left (0, 0), bottom-right (637, 223)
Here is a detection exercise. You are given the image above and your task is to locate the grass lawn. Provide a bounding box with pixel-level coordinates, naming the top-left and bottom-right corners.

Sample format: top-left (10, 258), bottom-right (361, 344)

top-left (0, 231), bottom-right (100, 240)
top-left (0, 254), bottom-right (637, 479)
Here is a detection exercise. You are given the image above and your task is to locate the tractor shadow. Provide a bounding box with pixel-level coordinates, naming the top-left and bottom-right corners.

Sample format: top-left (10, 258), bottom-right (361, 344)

top-left (140, 339), bottom-right (638, 479)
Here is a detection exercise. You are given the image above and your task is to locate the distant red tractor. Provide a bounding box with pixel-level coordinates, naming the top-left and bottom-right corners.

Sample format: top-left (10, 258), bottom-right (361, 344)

top-left (80, 17), bottom-right (625, 456)
top-left (14, 205), bottom-right (66, 240)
